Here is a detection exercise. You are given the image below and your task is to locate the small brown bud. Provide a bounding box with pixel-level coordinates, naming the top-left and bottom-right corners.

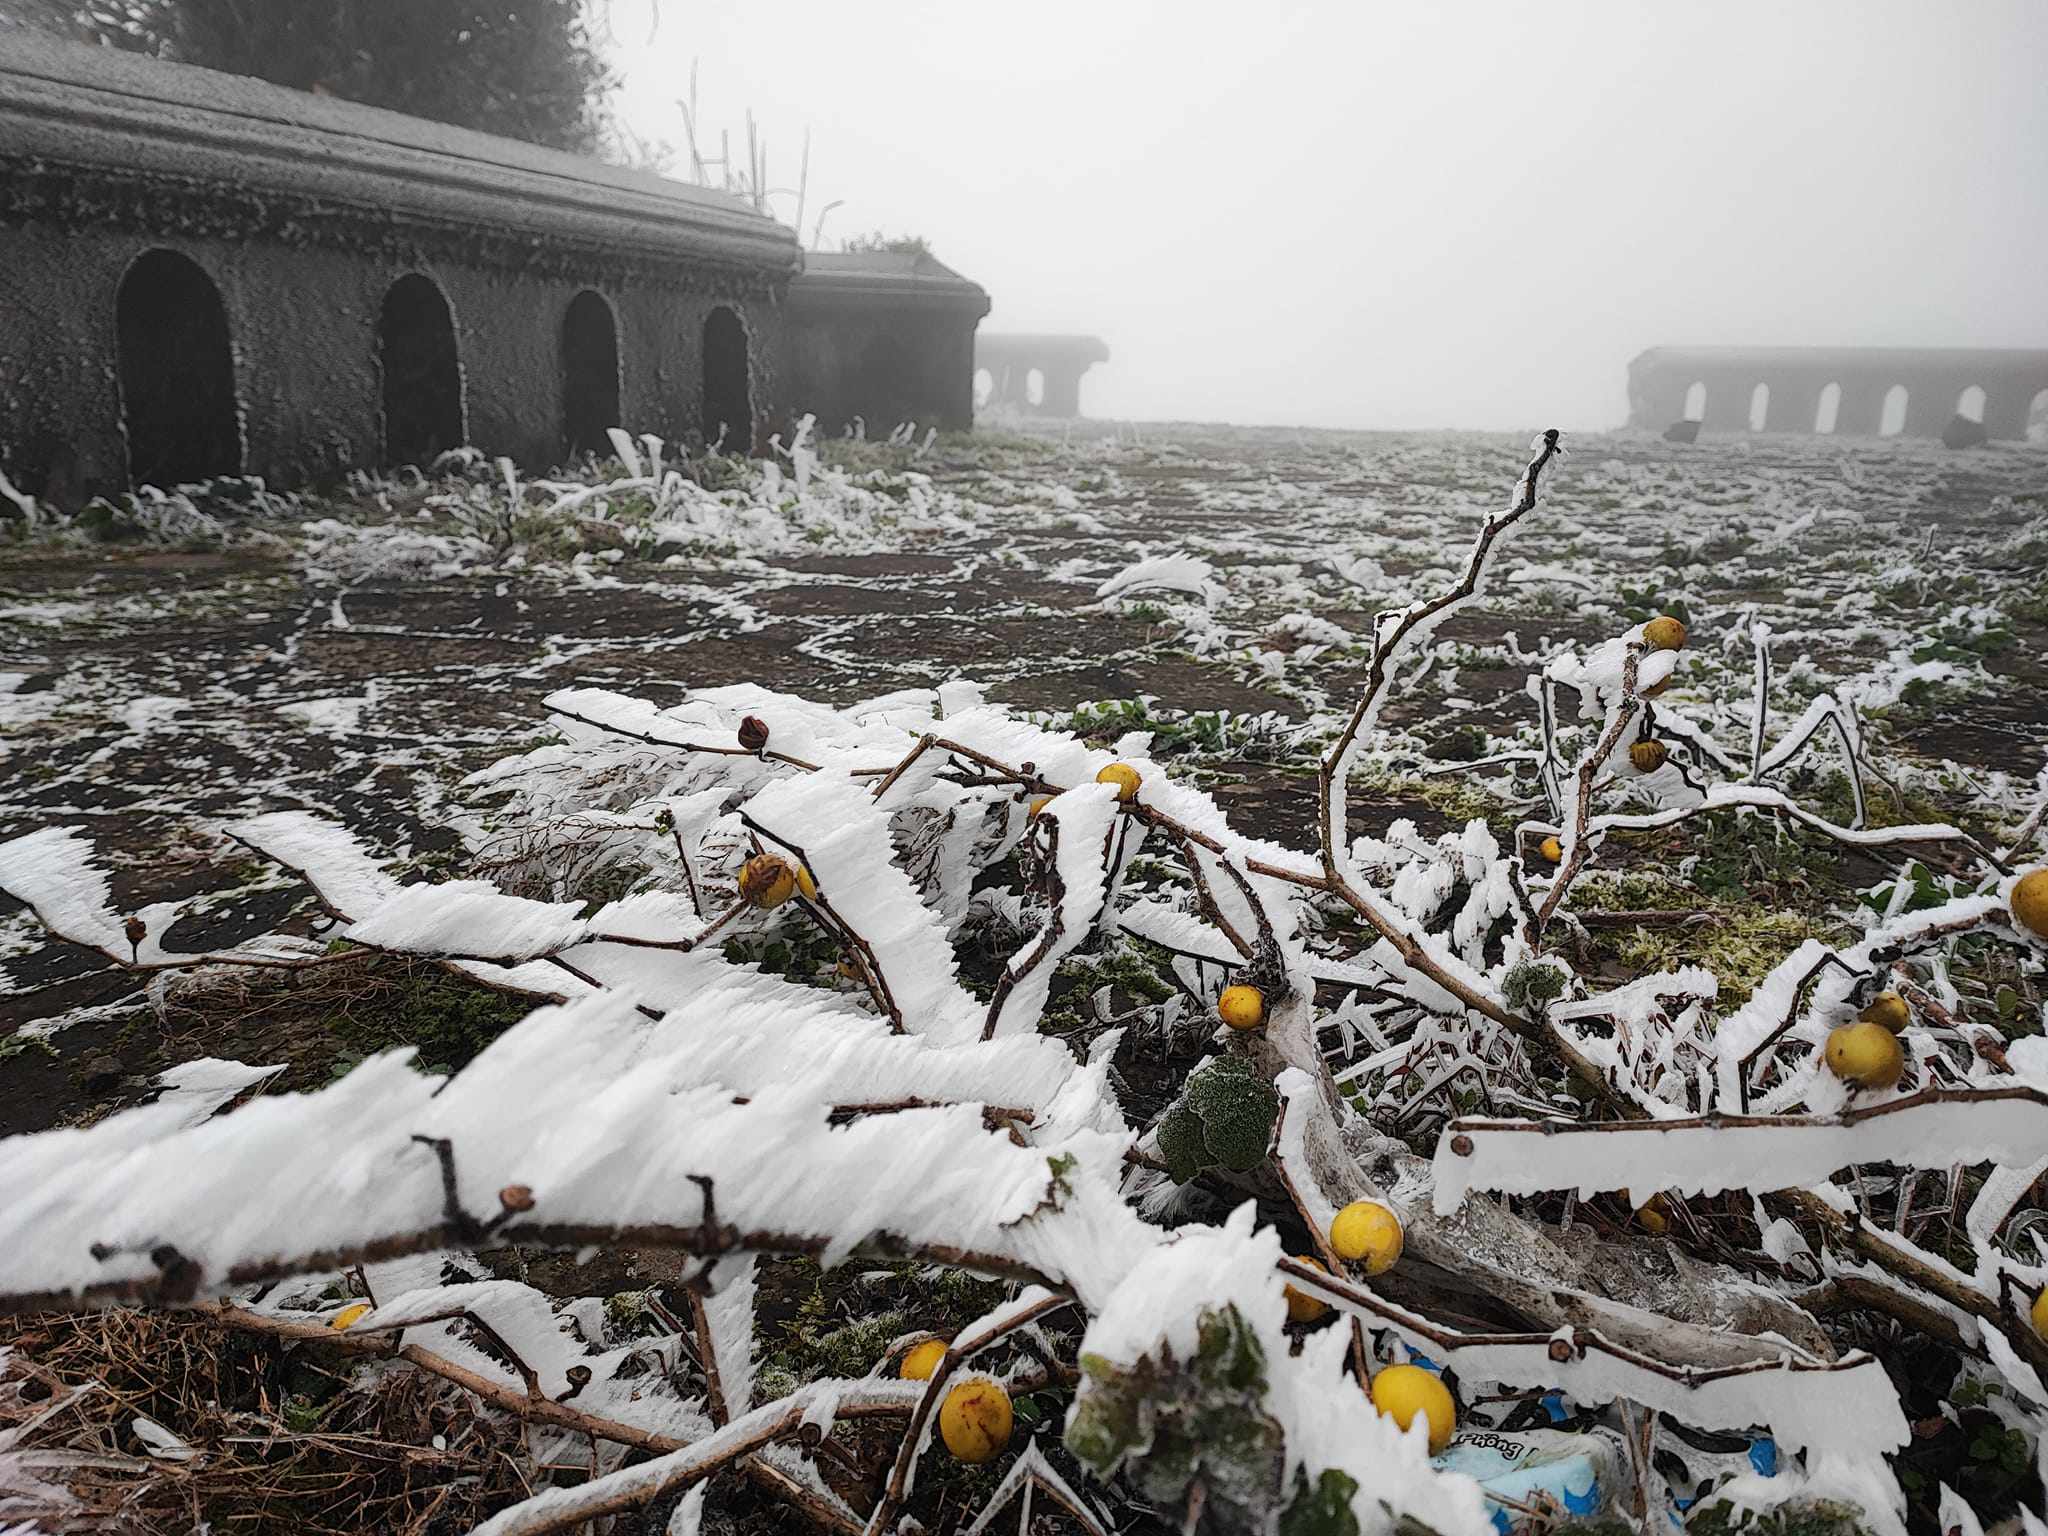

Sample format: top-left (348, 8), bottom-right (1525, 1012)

top-left (737, 715), bottom-right (770, 752)
top-left (498, 1184), bottom-right (535, 1213)
top-left (123, 915), bottom-right (147, 948)
top-left (1448, 1134), bottom-right (1475, 1157)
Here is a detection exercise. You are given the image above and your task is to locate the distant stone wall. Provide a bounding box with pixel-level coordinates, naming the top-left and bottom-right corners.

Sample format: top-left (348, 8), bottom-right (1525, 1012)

top-left (781, 253), bottom-right (991, 438)
top-left (1, 219), bottom-right (785, 505)
top-left (0, 38), bottom-right (992, 507)
top-left (1626, 346), bottom-right (2048, 441)
top-left (975, 334), bottom-right (1111, 418)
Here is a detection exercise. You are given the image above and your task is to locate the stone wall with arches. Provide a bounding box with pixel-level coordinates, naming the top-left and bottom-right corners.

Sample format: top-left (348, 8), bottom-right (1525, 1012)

top-left (1627, 346), bottom-right (2048, 443)
top-left (0, 36), bottom-right (992, 506)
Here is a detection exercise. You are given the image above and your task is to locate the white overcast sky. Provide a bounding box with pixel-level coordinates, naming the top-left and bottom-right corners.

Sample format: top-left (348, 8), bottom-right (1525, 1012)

top-left (602, 1), bottom-right (2048, 431)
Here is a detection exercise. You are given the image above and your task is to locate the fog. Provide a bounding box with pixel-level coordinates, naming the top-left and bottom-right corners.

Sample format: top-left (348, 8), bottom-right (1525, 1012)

top-left (605, 1), bottom-right (2048, 432)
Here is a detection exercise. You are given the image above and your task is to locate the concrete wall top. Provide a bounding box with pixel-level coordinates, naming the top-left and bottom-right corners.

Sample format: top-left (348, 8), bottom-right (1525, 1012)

top-left (791, 250), bottom-right (990, 316)
top-left (0, 35), bottom-right (801, 283)
top-left (1630, 345), bottom-right (2048, 382)
top-left (977, 333), bottom-right (1110, 366)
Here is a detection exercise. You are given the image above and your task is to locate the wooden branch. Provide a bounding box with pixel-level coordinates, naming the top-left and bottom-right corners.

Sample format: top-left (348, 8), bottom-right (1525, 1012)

top-left (470, 1379), bottom-right (924, 1536)
top-left (210, 1303), bottom-right (701, 1454)
top-left (1318, 429), bottom-right (1563, 873)
top-left (2, 1220), bottom-right (1063, 1317)
top-left (1529, 644), bottom-right (1643, 937)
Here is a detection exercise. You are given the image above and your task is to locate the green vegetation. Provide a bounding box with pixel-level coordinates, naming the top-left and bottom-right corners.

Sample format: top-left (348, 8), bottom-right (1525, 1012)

top-left (1068, 1304), bottom-right (1282, 1523)
top-left (1156, 1054), bottom-right (1281, 1183)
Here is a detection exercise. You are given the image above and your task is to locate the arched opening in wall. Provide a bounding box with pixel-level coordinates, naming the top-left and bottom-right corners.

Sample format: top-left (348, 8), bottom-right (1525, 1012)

top-left (1955, 385), bottom-right (1987, 424)
top-left (1025, 368), bottom-right (1045, 408)
top-left (2029, 389), bottom-right (2048, 444)
top-left (1879, 384), bottom-right (1909, 438)
top-left (973, 368), bottom-right (993, 410)
top-left (560, 289), bottom-right (620, 460)
top-left (378, 273), bottom-right (464, 467)
top-left (702, 305), bottom-right (751, 451)
top-left (1683, 380), bottom-right (1707, 422)
top-left (1815, 382), bottom-right (1841, 434)
top-left (1747, 382), bottom-right (1770, 433)
top-left (115, 248), bottom-right (241, 488)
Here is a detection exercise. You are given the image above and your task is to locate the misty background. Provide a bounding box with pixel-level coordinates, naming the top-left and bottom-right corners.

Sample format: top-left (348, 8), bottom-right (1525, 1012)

top-left (602, 0), bottom-right (2048, 431)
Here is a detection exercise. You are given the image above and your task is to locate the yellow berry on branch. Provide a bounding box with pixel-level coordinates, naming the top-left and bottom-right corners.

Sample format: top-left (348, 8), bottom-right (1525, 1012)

top-left (898, 1338), bottom-right (946, 1381)
top-left (1537, 835), bottom-right (1563, 864)
top-left (1369, 1363), bottom-right (1456, 1453)
top-left (1217, 984), bottom-right (1266, 1031)
top-left (938, 1378), bottom-right (1013, 1463)
top-left (1095, 762), bottom-right (1142, 802)
top-left (1329, 1200), bottom-right (1404, 1275)
top-left (1642, 615), bottom-right (1688, 652)
top-left (2011, 869), bottom-right (2048, 941)
top-left (330, 1302), bottom-right (371, 1331)
top-left (1858, 990), bottom-right (1910, 1034)
top-left (1285, 1257), bottom-right (1331, 1324)
top-left (1824, 1020), bottom-right (1904, 1090)
top-left (1630, 1192), bottom-right (1671, 1233)
top-left (739, 852), bottom-right (800, 909)
top-left (1628, 739), bottom-right (1668, 773)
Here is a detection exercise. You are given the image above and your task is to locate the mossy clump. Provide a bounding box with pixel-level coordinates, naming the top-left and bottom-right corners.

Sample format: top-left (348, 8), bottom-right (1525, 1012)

top-left (1155, 1055), bottom-right (1280, 1183)
top-left (1609, 909), bottom-right (1826, 1009)
top-left (1067, 1304), bottom-right (1283, 1525)
top-left (1684, 1498), bottom-right (1875, 1536)
top-left (1502, 958), bottom-right (1571, 1018)
top-left (329, 965), bottom-right (532, 1077)
top-left (1280, 1468), bottom-right (1361, 1536)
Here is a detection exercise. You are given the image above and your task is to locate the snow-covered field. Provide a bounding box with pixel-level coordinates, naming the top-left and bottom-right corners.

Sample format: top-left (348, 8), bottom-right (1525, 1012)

top-left (2, 422), bottom-right (2047, 1535)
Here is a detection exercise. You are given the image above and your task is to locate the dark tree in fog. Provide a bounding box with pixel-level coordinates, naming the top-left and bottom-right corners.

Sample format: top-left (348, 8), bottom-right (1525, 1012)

top-left (1, 0), bottom-right (613, 152)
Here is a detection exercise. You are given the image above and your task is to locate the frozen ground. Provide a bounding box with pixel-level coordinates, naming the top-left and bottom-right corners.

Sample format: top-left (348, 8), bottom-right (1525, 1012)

top-left (2, 421), bottom-right (2045, 1134)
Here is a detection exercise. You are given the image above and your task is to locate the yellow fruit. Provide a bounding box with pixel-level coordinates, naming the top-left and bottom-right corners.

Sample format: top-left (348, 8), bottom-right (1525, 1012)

top-left (2031, 1289), bottom-right (2048, 1342)
top-left (1370, 1363), bottom-right (1456, 1453)
top-left (1096, 762), bottom-right (1141, 803)
top-left (1329, 1201), bottom-right (1404, 1275)
top-left (330, 1302), bottom-right (371, 1331)
top-left (1824, 1020), bottom-right (1904, 1090)
top-left (1537, 835), bottom-right (1563, 864)
top-left (2012, 869), bottom-right (2048, 941)
top-left (1858, 990), bottom-right (1910, 1034)
top-left (1217, 984), bottom-right (1266, 1031)
top-left (1285, 1257), bottom-right (1331, 1324)
top-left (739, 853), bottom-right (798, 909)
top-left (793, 863), bottom-right (817, 900)
top-left (1642, 615), bottom-right (1688, 652)
top-left (1632, 1193), bottom-right (1670, 1233)
top-left (938, 1379), bottom-right (1012, 1463)
top-left (1628, 739), bottom-right (1668, 773)
top-left (898, 1338), bottom-right (946, 1381)
top-left (1027, 795), bottom-right (1053, 818)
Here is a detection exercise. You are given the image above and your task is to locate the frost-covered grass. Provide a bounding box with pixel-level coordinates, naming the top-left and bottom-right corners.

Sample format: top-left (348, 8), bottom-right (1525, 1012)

top-left (2, 424), bottom-right (2048, 1535)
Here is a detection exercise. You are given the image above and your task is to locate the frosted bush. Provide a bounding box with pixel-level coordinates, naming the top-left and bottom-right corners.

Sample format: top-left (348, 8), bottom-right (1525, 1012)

top-left (7, 431), bottom-right (2048, 1535)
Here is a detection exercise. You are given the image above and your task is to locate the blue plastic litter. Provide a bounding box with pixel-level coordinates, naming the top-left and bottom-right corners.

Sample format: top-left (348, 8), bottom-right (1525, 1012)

top-left (1432, 1429), bottom-right (1617, 1531)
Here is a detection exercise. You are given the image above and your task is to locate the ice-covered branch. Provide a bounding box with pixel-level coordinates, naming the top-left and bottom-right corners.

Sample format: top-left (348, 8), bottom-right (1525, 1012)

top-left (1431, 1086), bottom-right (2048, 1211)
